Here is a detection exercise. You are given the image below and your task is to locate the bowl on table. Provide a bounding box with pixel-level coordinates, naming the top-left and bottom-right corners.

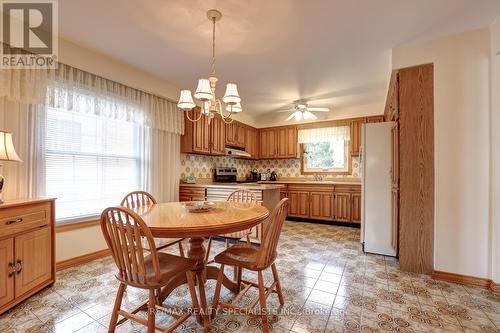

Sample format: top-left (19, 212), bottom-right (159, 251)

top-left (183, 201), bottom-right (215, 213)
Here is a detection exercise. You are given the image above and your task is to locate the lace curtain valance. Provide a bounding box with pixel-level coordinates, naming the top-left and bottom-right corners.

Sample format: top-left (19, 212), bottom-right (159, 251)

top-left (298, 126), bottom-right (350, 144)
top-left (0, 63), bottom-right (184, 134)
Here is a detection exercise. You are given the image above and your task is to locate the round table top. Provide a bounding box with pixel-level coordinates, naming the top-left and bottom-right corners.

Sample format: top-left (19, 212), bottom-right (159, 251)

top-left (132, 201), bottom-right (270, 238)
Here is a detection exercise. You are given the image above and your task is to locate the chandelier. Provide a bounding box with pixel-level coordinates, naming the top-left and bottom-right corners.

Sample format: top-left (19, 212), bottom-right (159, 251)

top-left (177, 9), bottom-right (241, 124)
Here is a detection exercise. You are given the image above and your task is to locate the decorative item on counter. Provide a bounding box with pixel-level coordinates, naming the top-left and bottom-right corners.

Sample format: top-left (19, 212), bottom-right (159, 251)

top-left (183, 175), bottom-right (197, 184)
top-left (270, 170), bottom-right (278, 181)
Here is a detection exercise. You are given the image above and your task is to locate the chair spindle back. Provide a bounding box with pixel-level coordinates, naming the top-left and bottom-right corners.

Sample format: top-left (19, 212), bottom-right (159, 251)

top-left (121, 191), bottom-right (157, 209)
top-left (257, 198), bottom-right (289, 267)
top-left (100, 206), bottom-right (161, 285)
top-left (227, 189), bottom-right (257, 203)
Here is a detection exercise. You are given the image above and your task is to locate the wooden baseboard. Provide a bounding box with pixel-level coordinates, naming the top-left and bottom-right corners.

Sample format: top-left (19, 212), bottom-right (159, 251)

top-left (432, 270), bottom-right (500, 294)
top-left (56, 248), bottom-right (111, 271)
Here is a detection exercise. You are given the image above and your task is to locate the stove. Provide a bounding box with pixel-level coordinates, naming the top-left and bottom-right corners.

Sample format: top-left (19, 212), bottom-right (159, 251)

top-left (213, 167), bottom-right (237, 182)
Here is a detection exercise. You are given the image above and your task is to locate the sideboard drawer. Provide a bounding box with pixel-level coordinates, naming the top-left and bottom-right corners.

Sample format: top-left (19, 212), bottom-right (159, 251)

top-left (0, 203), bottom-right (50, 238)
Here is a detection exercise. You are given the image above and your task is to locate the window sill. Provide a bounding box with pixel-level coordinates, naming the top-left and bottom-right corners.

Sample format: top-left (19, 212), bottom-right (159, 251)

top-left (55, 215), bottom-right (101, 232)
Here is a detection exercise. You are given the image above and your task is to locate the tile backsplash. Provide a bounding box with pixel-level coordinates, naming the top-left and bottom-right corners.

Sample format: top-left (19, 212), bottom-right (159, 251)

top-left (180, 154), bottom-right (360, 180)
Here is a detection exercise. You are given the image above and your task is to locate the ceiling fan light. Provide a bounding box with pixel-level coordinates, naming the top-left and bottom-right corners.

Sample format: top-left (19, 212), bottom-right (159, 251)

top-left (294, 111), bottom-right (302, 121)
top-left (194, 79), bottom-right (213, 101)
top-left (177, 90), bottom-right (196, 110)
top-left (222, 83), bottom-right (241, 105)
top-left (226, 101), bottom-right (242, 113)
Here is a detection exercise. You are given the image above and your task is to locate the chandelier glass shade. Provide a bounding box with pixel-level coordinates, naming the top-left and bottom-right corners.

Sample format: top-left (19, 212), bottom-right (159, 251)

top-left (177, 9), bottom-right (241, 124)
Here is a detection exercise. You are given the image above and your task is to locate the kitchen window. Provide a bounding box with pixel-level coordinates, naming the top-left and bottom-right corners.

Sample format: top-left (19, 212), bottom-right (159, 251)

top-left (43, 107), bottom-right (142, 222)
top-left (299, 126), bottom-right (350, 174)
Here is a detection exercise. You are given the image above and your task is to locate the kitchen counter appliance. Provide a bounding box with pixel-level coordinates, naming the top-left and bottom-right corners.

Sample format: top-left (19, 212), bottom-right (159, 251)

top-left (214, 167), bottom-right (237, 182)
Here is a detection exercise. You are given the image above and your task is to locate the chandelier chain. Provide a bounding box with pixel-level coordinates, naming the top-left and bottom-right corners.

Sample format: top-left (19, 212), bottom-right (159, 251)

top-left (211, 17), bottom-right (216, 77)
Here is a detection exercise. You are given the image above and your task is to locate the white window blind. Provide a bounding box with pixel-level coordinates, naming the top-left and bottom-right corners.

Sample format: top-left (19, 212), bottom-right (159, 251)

top-left (44, 107), bottom-right (141, 221)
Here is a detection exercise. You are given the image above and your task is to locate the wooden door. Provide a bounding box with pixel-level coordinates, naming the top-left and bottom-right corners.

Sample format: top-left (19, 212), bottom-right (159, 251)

top-left (210, 115), bottom-right (226, 155)
top-left (350, 119), bottom-right (365, 156)
top-left (14, 227), bottom-right (52, 297)
top-left (193, 110), bottom-right (210, 153)
top-left (391, 188), bottom-right (399, 253)
top-left (288, 191), bottom-right (309, 218)
top-left (310, 192), bottom-right (334, 220)
top-left (334, 192), bottom-right (351, 222)
top-left (351, 192), bottom-right (361, 224)
top-left (0, 238), bottom-right (14, 308)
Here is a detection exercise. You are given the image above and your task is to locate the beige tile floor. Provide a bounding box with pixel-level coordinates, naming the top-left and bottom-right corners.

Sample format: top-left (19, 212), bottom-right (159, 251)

top-left (1, 221), bottom-right (499, 332)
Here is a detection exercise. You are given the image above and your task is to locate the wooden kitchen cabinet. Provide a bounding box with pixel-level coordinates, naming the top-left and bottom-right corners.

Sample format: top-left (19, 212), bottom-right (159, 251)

top-left (259, 128), bottom-right (278, 159)
top-left (366, 115), bottom-right (385, 123)
top-left (245, 126), bottom-right (259, 159)
top-left (350, 118), bottom-right (365, 156)
top-left (0, 199), bottom-right (56, 315)
top-left (351, 192), bottom-right (361, 223)
top-left (0, 238), bottom-right (14, 308)
top-left (210, 115), bottom-right (226, 155)
top-left (225, 121), bottom-right (246, 148)
top-left (181, 107), bottom-right (210, 154)
top-left (277, 126), bottom-right (297, 158)
top-left (334, 192), bottom-right (351, 222)
top-left (179, 187), bottom-right (207, 202)
top-left (310, 191), bottom-right (334, 220)
top-left (391, 188), bottom-right (399, 253)
top-left (287, 191), bottom-right (310, 218)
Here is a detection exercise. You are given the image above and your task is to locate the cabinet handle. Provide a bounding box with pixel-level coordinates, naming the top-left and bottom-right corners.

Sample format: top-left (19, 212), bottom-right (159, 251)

top-left (5, 218), bottom-right (23, 225)
top-left (16, 259), bottom-right (23, 274)
top-left (8, 262), bottom-right (15, 277)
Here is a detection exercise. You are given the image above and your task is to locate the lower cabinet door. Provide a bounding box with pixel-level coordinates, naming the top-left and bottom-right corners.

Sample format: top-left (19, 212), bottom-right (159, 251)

top-left (0, 238), bottom-right (14, 308)
top-left (309, 192), bottom-right (334, 220)
top-left (288, 191), bottom-right (310, 218)
top-left (15, 227), bottom-right (52, 297)
top-left (351, 192), bottom-right (361, 224)
top-left (334, 192), bottom-right (352, 222)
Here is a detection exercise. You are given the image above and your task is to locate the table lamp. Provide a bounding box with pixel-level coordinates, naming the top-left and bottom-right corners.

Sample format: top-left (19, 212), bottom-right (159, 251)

top-left (0, 131), bottom-right (22, 203)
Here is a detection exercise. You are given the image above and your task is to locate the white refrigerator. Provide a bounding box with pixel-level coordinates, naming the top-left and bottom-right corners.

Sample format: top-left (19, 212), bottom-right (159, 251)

top-left (361, 121), bottom-right (396, 257)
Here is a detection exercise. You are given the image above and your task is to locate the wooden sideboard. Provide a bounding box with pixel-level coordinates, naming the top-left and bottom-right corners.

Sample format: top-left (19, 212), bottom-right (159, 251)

top-left (0, 198), bottom-right (56, 314)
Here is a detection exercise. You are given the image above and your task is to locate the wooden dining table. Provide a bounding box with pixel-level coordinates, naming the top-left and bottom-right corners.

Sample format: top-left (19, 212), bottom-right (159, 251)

top-left (131, 201), bottom-right (269, 331)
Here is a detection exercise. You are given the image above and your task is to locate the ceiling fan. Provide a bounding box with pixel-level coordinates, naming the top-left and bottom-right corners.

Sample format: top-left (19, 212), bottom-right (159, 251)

top-left (279, 100), bottom-right (330, 121)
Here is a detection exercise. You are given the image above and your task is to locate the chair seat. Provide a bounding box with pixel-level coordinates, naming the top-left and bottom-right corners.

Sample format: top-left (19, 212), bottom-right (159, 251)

top-left (218, 230), bottom-right (251, 240)
top-left (214, 244), bottom-right (275, 271)
top-left (117, 252), bottom-right (196, 288)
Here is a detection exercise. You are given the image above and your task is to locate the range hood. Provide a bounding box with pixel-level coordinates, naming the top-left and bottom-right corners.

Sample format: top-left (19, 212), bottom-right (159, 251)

top-left (225, 147), bottom-right (251, 158)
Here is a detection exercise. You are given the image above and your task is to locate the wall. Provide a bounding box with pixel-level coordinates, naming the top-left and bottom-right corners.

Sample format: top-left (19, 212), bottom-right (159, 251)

top-left (393, 29), bottom-right (491, 279)
top-left (180, 154), bottom-right (360, 180)
top-left (490, 16), bottom-right (500, 284)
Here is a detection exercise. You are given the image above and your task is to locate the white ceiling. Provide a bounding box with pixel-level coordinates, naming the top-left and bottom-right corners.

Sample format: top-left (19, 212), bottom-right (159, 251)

top-left (59, 0), bottom-right (500, 117)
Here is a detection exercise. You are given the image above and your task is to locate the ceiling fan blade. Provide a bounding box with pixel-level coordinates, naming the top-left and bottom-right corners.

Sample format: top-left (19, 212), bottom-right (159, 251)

top-left (285, 113), bottom-right (296, 121)
top-left (277, 109), bottom-right (295, 113)
top-left (307, 107), bottom-right (330, 112)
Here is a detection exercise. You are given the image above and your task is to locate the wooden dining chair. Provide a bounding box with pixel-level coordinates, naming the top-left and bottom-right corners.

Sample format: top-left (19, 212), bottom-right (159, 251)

top-left (100, 206), bottom-right (200, 333)
top-left (211, 198), bottom-right (289, 333)
top-left (204, 189), bottom-right (258, 281)
top-left (121, 191), bottom-right (185, 257)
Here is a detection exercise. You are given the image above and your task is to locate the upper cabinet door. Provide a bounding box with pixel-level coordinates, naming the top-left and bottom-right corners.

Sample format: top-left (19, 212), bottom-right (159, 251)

top-left (0, 238), bottom-right (14, 308)
top-left (14, 227), bottom-right (52, 297)
top-left (259, 128), bottom-right (277, 159)
top-left (236, 123), bottom-right (246, 148)
top-left (277, 126), bottom-right (297, 159)
top-left (210, 115), bottom-right (225, 155)
top-left (277, 127), bottom-right (288, 158)
top-left (245, 126), bottom-right (258, 159)
top-left (267, 128), bottom-right (277, 158)
top-left (350, 119), bottom-right (365, 156)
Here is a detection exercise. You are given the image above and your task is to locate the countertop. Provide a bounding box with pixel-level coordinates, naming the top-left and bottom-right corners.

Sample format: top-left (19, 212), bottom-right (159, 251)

top-left (258, 179), bottom-right (361, 186)
top-left (180, 180), bottom-right (284, 190)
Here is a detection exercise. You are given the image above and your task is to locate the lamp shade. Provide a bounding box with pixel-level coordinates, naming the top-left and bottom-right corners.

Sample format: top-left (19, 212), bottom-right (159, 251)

top-left (194, 79), bottom-right (213, 101)
top-left (177, 90), bottom-right (196, 109)
top-left (0, 131), bottom-right (21, 162)
top-left (226, 101), bottom-right (242, 113)
top-left (222, 83), bottom-right (241, 105)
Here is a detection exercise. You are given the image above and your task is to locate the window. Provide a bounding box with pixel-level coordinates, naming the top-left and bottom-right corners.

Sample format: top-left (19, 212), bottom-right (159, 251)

top-left (44, 107), bottom-right (141, 221)
top-left (299, 126), bottom-right (350, 174)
